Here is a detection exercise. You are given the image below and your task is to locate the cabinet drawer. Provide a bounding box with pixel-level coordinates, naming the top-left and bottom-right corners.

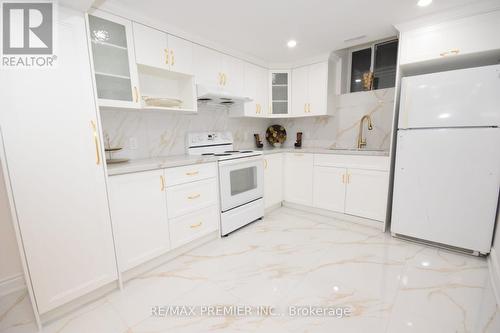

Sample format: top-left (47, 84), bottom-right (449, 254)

top-left (166, 178), bottom-right (218, 218)
top-left (169, 205), bottom-right (219, 249)
top-left (164, 162), bottom-right (217, 187)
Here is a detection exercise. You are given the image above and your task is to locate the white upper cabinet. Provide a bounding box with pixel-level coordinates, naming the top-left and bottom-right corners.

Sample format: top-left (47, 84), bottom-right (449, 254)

top-left (399, 10), bottom-right (500, 67)
top-left (88, 10), bottom-right (140, 108)
top-left (168, 34), bottom-right (193, 75)
top-left (133, 23), bottom-right (193, 75)
top-left (133, 22), bottom-right (168, 70)
top-left (244, 62), bottom-right (268, 117)
top-left (269, 70), bottom-right (292, 116)
top-left (193, 44), bottom-right (223, 88)
top-left (108, 170), bottom-right (170, 272)
top-left (291, 61), bottom-right (329, 116)
top-left (221, 54), bottom-right (245, 96)
top-left (283, 153), bottom-right (313, 206)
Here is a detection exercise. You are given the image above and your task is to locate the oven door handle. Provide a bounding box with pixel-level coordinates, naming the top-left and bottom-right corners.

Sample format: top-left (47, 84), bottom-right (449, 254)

top-left (217, 155), bottom-right (264, 166)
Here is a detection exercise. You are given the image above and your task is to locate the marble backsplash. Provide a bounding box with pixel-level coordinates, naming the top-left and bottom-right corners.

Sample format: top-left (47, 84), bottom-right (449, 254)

top-left (273, 88), bottom-right (395, 150)
top-left (101, 88), bottom-right (395, 160)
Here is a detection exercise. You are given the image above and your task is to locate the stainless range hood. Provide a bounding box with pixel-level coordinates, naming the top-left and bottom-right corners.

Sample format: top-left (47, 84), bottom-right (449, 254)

top-left (197, 84), bottom-right (252, 106)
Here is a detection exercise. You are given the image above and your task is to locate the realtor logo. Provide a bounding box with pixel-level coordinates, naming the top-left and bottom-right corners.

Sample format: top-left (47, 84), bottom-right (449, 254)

top-left (2, 1), bottom-right (56, 67)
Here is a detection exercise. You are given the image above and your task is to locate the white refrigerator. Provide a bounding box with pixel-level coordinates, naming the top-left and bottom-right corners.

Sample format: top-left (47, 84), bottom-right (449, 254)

top-left (391, 64), bottom-right (500, 254)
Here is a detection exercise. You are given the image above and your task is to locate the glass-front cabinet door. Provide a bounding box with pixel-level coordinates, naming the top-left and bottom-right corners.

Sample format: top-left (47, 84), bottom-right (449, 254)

top-left (87, 10), bottom-right (140, 108)
top-left (269, 70), bottom-right (291, 116)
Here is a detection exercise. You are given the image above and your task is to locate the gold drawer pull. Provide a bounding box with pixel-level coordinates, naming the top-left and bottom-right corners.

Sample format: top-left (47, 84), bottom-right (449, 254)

top-left (190, 221), bottom-right (203, 228)
top-left (160, 175), bottom-right (165, 191)
top-left (188, 193), bottom-right (200, 200)
top-left (440, 49), bottom-right (460, 57)
top-left (264, 159), bottom-right (268, 169)
top-left (165, 49), bottom-right (169, 64)
top-left (171, 49), bottom-right (175, 66)
top-left (90, 120), bottom-right (101, 165)
top-left (186, 171), bottom-right (199, 176)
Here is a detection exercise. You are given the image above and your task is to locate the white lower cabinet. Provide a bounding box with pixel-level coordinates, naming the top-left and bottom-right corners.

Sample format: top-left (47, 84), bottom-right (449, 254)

top-left (344, 169), bottom-right (389, 222)
top-left (166, 178), bottom-right (218, 218)
top-left (313, 166), bottom-right (346, 213)
top-left (283, 153), bottom-right (314, 206)
top-left (170, 206), bottom-right (219, 249)
top-left (264, 154), bottom-right (283, 209)
top-left (108, 170), bottom-right (170, 272)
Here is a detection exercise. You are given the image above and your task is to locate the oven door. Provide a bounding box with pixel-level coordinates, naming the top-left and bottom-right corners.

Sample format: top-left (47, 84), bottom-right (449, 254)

top-left (218, 156), bottom-right (264, 212)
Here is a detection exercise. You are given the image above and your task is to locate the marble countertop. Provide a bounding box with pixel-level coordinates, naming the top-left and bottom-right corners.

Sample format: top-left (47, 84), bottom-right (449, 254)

top-left (107, 147), bottom-right (389, 176)
top-left (106, 155), bottom-right (218, 176)
top-left (258, 147), bottom-right (390, 157)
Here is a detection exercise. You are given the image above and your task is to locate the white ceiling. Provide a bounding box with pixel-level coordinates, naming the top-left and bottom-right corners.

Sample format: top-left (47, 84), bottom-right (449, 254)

top-left (97, 0), bottom-right (493, 65)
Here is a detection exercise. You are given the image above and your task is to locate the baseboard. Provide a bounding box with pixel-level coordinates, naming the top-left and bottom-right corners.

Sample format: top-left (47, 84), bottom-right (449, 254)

top-left (488, 247), bottom-right (500, 305)
top-left (0, 274), bottom-right (26, 297)
top-left (264, 202), bottom-right (282, 215)
top-left (282, 201), bottom-right (385, 231)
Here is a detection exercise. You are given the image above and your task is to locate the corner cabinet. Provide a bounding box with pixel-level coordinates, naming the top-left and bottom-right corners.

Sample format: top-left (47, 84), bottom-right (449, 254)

top-left (268, 70), bottom-right (291, 116)
top-left (87, 10), bottom-right (140, 108)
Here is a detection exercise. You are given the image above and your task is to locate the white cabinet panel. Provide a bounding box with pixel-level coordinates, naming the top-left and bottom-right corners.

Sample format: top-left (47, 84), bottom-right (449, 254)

top-left (400, 10), bottom-right (500, 66)
top-left (244, 63), bottom-right (268, 117)
top-left (164, 162), bottom-right (217, 187)
top-left (308, 62), bottom-right (329, 115)
top-left (169, 206), bottom-right (219, 249)
top-left (291, 66), bottom-right (309, 116)
top-left (313, 166), bottom-right (346, 213)
top-left (168, 34), bottom-right (193, 75)
top-left (193, 44), bottom-right (222, 88)
top-left (283, 153), bottom-right (313, 205)
top-left (1, 8), bottom-right (117, 314)
top-left (344, 168), bottom-right (388, 221)
top-left (108, 170), bottom-right (170, 272)
top-left (222, 54), bottom-right (245, 96)
top-left (264, 154), bottom-right (283, 209)
top-left (166, 178), bottom-right (218, 218)
top-left (132, 22), bottom-right (168, 70)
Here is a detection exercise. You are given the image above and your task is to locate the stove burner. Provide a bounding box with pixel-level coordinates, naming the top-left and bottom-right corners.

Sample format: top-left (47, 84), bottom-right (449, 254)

top-left (224, 150), bottom-right (239, 153)
top-left (214, 153), bottom-right (231, 156)
top-left (240, 150), bottom-right (253, 153)
top-left (201, 153), bottom-right (215, 155)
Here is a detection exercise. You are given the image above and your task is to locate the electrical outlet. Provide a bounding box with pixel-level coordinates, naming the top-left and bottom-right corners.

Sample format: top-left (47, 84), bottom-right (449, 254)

top-left (129, 137), bottom-right (138, 150)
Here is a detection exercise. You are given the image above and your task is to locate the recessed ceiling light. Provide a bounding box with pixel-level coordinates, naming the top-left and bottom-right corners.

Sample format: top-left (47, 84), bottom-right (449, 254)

top-left (417, 0), bottom-right (432, 7)
top-left (287, 40), bottom-right (297, 48)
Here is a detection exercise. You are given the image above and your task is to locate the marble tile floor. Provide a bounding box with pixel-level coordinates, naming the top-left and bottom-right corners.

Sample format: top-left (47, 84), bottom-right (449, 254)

top-left (1, 207), bottom-right (499, 333)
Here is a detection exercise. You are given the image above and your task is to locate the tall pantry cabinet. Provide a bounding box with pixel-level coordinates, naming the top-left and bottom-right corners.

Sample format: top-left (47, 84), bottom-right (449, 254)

top-left (0, 6), bottom-right (118, 325)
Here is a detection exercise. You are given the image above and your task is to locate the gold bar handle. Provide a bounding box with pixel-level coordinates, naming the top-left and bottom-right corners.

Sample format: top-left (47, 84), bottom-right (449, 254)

top-left (186, 171), bottom-right (199, 176)
top-left (160, 175), bottom-right (165, 191)
top-left (133, 86), bottom-right (139, 103)
top-left (165, 49), bottom-right (169, 64)
top-left (171, 49), bottom-right (175, 66)
top-left (188, 193), bottom-right (200, 200)
top-left (190, 221), bottom-right (203, 228)
top-left (90, 121), bottom-right (101, 165)
top-left (264, 159), bottom-right (268, 169)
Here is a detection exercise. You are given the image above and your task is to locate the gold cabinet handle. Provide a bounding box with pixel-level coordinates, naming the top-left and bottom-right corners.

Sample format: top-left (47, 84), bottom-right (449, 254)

top-left (171, 49), bottom-right (175, 66)
top-left (160, 175), bottom-right (165, 191)
top-left (188, 193), bottom-right (201, 200)
top-left (185, 171), bottom-right (199, 176)
top-left (440, 49), bottom-right (460, 57)
top-left (90, 121), bottom-right (101, 165)
top-left (165, 49), bottom-right (169, 64)
top-left (264, 159), bottom-right (268, 169)
top-left (133, 86), bottom-right (139, 103)
top-left (190, 221), bottom-right (203, 228)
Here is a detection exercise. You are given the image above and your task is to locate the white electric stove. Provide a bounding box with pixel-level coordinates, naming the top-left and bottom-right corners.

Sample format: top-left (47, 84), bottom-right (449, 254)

top-left (187, 132), bottom-right (264, 236)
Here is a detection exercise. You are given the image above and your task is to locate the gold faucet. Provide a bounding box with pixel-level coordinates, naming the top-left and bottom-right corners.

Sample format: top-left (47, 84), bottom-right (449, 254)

top-left (357, 115), bottom-right (373, 149)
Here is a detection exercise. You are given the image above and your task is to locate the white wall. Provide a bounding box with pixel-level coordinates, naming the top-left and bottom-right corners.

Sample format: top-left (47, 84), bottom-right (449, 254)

top-left (0, 163), bottom-right (24, 293)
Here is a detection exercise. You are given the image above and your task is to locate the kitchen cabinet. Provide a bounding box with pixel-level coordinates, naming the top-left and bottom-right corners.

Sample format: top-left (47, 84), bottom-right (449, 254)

top-left (264, 154), bottom-right (283, 209)
top-left (133, 22), bottom-right (193, 75)
top-left (291, 61), bottom-right (329, 116)
top-left (269, 70), bottom-right (291, 116)
top-left (244, 62), bottom-right (269, 117)
top-left (283, 153), bottom-right (313, 206)
top-left (166, 178), bottom-right (218, 219)
top-left (193, 45), bottom-right (244, 95)
top-left (0, 7), bottom-right (118, 315)
top-left (170, 206), bottom-right (219, 249)
top-left (313, 166), bottom-right (346, 213)
top-left (344, 169), bottom-right (389, 221)
top-left (399, 10), bottom-right (500, 67)
top-left (88, 10), bottom-right (140, 108)
top-left (108, 170), bottom-right (170, 272)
